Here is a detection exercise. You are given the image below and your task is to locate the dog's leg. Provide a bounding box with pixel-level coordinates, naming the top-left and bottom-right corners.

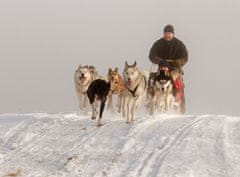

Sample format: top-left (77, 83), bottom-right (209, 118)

top-left (162, 93), bottom-right (168, 113)
top-left (149, 94), bottom-right (154, 115)
top-left (160, 99), bottom-right (164, 113)
top-left (126, 98), bottom-right (131, 123)
top-left (145, 91), bottom-right (151, 110)
top-left (132, 96), bottom-right (142, 121)
top-left (173, 100), bottom-right (180, 113)
top-left (135, 96), bottom-right (142, 110)
top-left (165, 96), bottom-right (169, 112)
top-left (129, 98), bottom-right (136, 123)
top-left (155, 94), bottom-right (161, 113)
top-left (107, 92), bottom-right (113, 112)
top-left (180, 94), bottom-right (186, 114)
top-left (122, 95), bottom-right (126, 118)
top-left (95, 101), bottom-right (99, 116)
top-left (125, 97), bottom-right (131, 123)
top-left (78, 93), bottom-right (83, 110)
top-left (88, 92), bottom-right (96, 119)
top-left (169, 95), bottom-right (175, 112)
top-left (164, 98), bottom-right (168, 113)
top-left (159, 100), bottom-right (164, 113)
top-left (83, 94), bottom-right (89, 115)
top-left (130, 99), bottom-right (136, 122)
top-left (116, 94), bottom-right (119, 110)
top-left (97, 98), bottom-right (106, 126)
top-left (152, 96), bottom-right (157, 115)
top-left (117, 94), bottom-right (122, 113)
top-left (91, 102), bottom-right (97, 120)
top-left (83, 94), bottom-right (87, 108)
top-left (166, 88), bottom-right (173, 112)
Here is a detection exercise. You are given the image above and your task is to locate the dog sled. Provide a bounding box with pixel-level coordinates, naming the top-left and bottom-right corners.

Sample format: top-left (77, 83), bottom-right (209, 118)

top-left (147, 63), bottom-right (185, 114)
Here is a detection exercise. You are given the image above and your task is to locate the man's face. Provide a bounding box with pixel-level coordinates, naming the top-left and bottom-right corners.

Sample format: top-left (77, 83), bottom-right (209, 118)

top-left (164, 32), bottom-right (174, 41)
top-left (159, 66), bottom-right (169, 71)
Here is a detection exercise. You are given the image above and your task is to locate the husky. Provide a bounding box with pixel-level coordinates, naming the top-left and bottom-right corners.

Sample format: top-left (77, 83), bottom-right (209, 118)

top-left (74, 65), bottom-right (99, 112)
top-left (107, 67), bottom-right (125, 113)
top-left (122, 61), bottom-right (147, 123)
top-left (87, 79), bottom-right (111, 126)
top-left (148, 69), bottom-right (179, 114)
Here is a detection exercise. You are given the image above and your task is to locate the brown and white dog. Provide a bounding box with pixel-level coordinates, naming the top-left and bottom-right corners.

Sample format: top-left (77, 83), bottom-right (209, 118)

top-left (107, 67), bottom-right (125, 113)
top-left (74, 65), bottom-right (99, 112)
top-left (122, 61), bottom-right (147, 123)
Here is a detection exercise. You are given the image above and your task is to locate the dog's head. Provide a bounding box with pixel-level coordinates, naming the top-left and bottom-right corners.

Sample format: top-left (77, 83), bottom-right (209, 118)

top-left (155, 70), bottom-right (172, 92)
top-left (108, 67), bottom-right (119, 79)
top-left (75, 65), bottom-right (92, 85)
top-left (123, 61), bottom-right (139, 87)
top-left (108, 67), bottom-right (123, 91)
top-left (155, 79), bottom-right (172, 92)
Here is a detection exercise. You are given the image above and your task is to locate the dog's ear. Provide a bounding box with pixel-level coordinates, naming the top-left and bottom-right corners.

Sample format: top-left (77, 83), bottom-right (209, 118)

top-left (108, 68), bottom-right (112, 73)
top-left (125, 61), bottom-right (129, 68)
top-left (77, 64), bottom-right (82, 70)
top-left (114, 67), bottom-right (119, 72)
top-left (133, 61), bottom-right (137, 67)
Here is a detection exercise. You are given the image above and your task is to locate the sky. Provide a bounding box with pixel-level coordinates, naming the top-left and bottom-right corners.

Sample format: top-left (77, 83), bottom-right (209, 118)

top-left (0, 0), bottom-right (239, 116)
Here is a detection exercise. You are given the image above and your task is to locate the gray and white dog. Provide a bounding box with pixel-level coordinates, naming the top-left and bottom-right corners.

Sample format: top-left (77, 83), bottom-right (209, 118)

top-left (122, 61), bottom-right (147, 123)
top-left (74, 65), bottom-right (99, 112)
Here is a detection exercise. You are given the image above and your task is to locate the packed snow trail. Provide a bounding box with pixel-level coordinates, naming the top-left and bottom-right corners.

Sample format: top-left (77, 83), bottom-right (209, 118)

top-left (0, 113), bottom-right (240, 177)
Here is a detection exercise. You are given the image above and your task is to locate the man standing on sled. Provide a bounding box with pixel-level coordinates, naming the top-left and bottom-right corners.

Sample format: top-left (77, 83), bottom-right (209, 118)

top-left (149, 24), bottom-right (188, 113)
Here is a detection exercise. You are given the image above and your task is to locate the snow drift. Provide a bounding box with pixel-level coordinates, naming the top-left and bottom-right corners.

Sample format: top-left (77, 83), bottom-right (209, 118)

top-left (0, 113), bottom-right (240, 177)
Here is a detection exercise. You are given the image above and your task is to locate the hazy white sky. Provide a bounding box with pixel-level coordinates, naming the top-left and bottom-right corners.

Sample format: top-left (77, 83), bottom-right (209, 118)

top-left (0, 0), bottom-right (239, 116)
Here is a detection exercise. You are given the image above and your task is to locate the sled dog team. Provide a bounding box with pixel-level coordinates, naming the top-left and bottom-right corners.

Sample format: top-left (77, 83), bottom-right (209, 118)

top-left (75, 62), bottom-right (183, 126)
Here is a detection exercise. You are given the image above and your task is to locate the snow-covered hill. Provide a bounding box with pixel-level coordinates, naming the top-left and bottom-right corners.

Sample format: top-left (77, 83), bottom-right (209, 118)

top-left (0, 113), bottom-right (239, 177)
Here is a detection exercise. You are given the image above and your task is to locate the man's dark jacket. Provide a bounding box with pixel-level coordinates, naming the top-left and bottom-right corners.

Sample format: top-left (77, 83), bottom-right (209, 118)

top-left (149, 37), bottom-right (188, 70)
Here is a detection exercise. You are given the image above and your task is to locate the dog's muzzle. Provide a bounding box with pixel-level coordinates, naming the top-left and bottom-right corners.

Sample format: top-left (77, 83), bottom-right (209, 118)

top-left (126, 78), bottom-right (132, 86)
top-left (79, 76), bottom-right (86, 83)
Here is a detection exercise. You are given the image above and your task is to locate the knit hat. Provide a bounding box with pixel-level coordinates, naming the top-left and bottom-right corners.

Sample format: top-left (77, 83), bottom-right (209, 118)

top-left (164, 24), bottom-right (174, 33)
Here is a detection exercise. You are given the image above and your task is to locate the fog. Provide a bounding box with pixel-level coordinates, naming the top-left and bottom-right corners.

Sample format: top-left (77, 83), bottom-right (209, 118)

top-left (0, 0), bottom-right (239, 116)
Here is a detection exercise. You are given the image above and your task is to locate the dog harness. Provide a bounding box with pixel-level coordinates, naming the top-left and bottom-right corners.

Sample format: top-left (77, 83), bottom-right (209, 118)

top-left (126, 76), bottom-right (147, 97)
top-left (127, 84), bottom-right (139, 97)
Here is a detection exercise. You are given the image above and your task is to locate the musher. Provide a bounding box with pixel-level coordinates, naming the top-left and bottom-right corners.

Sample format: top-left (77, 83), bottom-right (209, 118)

top-left (148, 24), bottom-right (188, 113)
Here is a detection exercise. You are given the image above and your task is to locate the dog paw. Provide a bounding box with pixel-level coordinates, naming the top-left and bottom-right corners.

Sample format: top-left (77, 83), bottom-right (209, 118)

top-left (97, 123), bottom-right (104, 127)
top-left (126, 120), bottom-right (132, 124)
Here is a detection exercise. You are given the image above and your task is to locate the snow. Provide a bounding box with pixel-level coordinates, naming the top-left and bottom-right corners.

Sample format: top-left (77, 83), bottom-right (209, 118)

top-left (0, 113), bottom-right (240, 177)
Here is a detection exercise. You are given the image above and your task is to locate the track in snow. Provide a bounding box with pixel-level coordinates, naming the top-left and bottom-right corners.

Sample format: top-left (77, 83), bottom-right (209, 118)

top-left (0, 113), bottom-right (240, 177)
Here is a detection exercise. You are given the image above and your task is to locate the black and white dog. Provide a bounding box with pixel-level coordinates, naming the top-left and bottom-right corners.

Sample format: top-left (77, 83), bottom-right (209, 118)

top-left (87, 79), bottom-right (110, 126)
top-left (147, 69), bottom-right (176, 114)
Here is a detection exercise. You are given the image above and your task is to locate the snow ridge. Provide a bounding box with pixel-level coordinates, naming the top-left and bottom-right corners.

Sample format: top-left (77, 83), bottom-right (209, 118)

top-left (0, 113), bottom-right (240, 177)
